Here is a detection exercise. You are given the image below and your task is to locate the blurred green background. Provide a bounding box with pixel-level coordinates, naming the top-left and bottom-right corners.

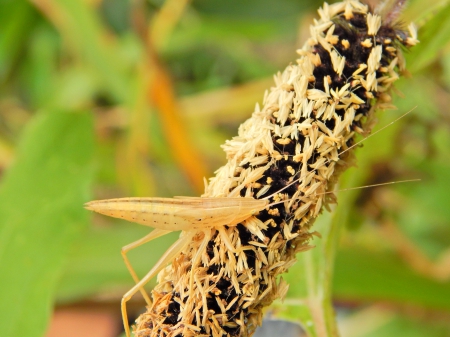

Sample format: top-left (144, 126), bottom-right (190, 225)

top-left (0, 0), bottom-right (449, 337)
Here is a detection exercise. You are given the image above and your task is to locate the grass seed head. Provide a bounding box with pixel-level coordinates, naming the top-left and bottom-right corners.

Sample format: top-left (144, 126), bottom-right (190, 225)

top-left (134, 1), bottom-right (418, 336)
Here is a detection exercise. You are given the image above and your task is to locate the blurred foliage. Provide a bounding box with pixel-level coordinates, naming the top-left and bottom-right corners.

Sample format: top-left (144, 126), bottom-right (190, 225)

top-left (0, 0), bottom-right (449, 337)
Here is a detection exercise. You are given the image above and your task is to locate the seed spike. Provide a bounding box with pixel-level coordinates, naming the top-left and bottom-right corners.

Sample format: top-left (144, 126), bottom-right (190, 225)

top-left (130, 2), bottom-right (419, 335)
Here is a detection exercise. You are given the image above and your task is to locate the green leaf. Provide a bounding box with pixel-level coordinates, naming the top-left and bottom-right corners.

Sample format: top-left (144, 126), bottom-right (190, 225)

top-left (334, 247), bottom-right (450, 310)
top-left (0, 2), bottom-right (39, 83)
top-left (0, 110), bottom-right (94, 337)
top-left (361, 314), bottom-right (450, 337)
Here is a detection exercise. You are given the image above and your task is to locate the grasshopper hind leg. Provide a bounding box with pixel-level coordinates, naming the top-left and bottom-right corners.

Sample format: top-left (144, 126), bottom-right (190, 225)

top-left (121, 231), bottom-right (196, 337)
top-left (121, 228), bottom-right (172, 306)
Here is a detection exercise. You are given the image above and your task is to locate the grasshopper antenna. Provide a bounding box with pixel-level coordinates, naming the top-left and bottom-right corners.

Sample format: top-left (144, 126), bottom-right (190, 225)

top-left (333, 107), bottom-right (416, 159)
top-left (263, 107), bottom-right (416, 201)
top-left (267, 179), bottom-right (421, 208)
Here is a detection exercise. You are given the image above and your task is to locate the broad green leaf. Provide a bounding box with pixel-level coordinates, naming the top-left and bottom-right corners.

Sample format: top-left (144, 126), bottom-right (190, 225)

top-left (333, 247), bottom-right (450, 310)
top-left (360, 315), bottom-right (450, 337)
top-left (0, 110), bottom-right (94, 337)
top-left (340, 306), bottom-right (450, 337)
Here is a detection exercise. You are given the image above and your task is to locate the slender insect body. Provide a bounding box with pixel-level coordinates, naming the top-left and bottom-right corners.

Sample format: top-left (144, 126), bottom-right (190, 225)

top-left (85, 191), bottom-right (289, 337)
top-left (84, 196), bottom-right (269, 231)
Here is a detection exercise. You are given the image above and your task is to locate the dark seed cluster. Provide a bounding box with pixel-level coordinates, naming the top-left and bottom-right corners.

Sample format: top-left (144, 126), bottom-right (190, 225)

top-left (134, 1), bottom-right (418, 336)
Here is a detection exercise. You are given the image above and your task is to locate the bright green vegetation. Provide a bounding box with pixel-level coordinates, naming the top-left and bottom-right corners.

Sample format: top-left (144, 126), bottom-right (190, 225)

top-left (0, 1), bottom-right (449, 337)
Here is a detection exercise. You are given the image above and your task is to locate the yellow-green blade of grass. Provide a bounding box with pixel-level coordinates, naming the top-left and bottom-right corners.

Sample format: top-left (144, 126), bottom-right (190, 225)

top-left (280, 209), bottom-right (342, 337)
top-left (407, 1), bottom-right (450, 73)
top-left (0, 110), bottom-right (94, 337)
top-left (0, 1), bottom-right (39, 83)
